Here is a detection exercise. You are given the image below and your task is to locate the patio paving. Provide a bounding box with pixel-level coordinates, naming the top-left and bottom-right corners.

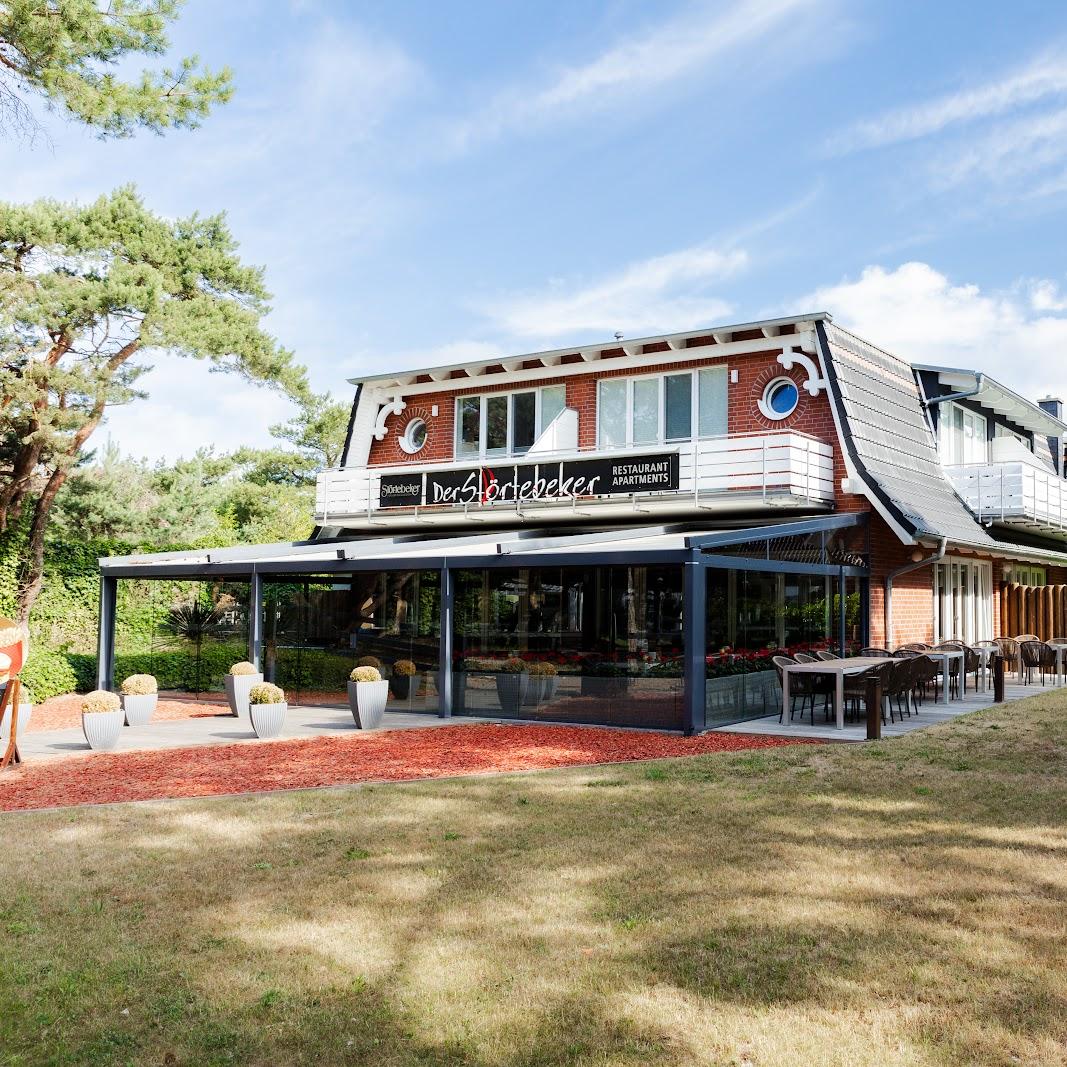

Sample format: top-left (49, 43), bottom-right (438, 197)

top-left (715, 675), bottom-right (1063, 740)
top-left (17, 703), bottom-right (494, 762)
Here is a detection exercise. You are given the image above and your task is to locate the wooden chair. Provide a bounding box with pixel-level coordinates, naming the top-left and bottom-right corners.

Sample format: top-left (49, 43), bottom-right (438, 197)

top-left (0, 678), bottom-right (23, 770)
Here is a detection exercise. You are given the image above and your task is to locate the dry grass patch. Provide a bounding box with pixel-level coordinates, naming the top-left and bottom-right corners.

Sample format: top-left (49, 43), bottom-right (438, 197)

top-left (1, 693), bottom-right (1066, 1065)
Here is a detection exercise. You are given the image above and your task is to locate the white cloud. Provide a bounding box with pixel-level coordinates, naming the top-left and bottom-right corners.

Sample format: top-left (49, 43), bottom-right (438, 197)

top-left (803, 262), bottom-right (1067, 398)
top-left (828, 51), bottom-right (1067, 154)
top-left (100, 359), bottom-right (297, 463)
top-left (480, 245), bottom-right (747, 341)
top-left (439, 0), bottom-right (829, 154)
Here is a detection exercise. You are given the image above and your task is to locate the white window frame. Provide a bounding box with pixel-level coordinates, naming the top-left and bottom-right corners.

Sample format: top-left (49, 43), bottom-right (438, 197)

top-left (596, 367), bottom-right (729, 449)
top-left (937, 401), bottom-right (989, 465)
top-left (1006, 563), bottom-right (1046, 587)
top-left (454, 385), bottom-right (566, 460)
top-left (933, 557), bottom-right (993, 644)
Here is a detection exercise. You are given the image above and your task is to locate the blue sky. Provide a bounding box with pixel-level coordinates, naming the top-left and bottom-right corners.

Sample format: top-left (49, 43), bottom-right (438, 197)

top-left (5, 0), bottom-right (1067, 461)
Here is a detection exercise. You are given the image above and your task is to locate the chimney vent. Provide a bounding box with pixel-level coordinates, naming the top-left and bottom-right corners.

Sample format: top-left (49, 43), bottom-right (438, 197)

top-left (1039, 395), bottom-right (1063, 421)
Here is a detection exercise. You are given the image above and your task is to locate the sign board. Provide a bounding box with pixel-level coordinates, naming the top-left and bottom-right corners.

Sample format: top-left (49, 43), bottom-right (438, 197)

top-left (378, 452), bottom-right (679, 509)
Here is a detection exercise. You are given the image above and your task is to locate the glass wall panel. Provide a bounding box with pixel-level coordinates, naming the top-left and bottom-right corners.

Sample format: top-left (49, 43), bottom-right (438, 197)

top-left (698, 366), bottom-right (728, 437)
top-left (457, 397), bottom-right (480, 456)
top-left (632, 379), bottom-right (659, 444)
top-left (263, 571), bottom-right (440, 710)
top-left (114, 578), bottom-right (250, 699)
top-left (704, 567), bottom-right (863, 728)
top-left (540, 385), bottom-right (566, 433)
top-left (486, 395), bottom-right (508, 455)
top-left (665, 373), bottom-right (692, 441)
top-left (598, 380), bottom-right (626, 447)
top-left (512, 391), bottom-right (536, 453)
top-left (454, 565), bottom-right (684, 729)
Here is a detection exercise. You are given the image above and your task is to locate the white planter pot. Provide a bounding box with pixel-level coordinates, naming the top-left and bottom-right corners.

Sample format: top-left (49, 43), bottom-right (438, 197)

top-left (82, 709), bottom-right (124, 751)
top-left (348, 680), bottom-right (388, 729)
top-left (249, 701), bottom-right (287, 739)
top-left (121, 693), bottom-right (157, 726)
top-left (0, 700), bottom-right (31, 740)
top-left (225, 672), bottom-right (263, 718)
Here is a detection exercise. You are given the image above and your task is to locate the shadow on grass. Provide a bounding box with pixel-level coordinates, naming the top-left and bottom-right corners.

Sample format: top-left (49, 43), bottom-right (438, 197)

top-left (1, 691), bottom-right (1066, 1065)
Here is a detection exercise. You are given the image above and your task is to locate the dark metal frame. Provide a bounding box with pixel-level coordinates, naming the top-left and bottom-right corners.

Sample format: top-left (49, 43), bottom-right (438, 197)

top-left (95, 514), bottom-right (871, 732)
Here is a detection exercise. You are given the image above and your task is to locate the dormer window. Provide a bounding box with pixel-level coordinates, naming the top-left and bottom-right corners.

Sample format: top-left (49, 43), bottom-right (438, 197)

top-left (597, 368), bottom-right (727, 449)
top-left (455, 385), bottom-right (566, 459)
top-left (937, 402), bottom-right (988, 465)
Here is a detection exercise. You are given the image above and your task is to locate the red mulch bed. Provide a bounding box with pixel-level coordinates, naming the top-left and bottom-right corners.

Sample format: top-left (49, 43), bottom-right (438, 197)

top-left (0, 724), bottom-right (819, 812)
top-left (27, 693), bottom-right (228, 733)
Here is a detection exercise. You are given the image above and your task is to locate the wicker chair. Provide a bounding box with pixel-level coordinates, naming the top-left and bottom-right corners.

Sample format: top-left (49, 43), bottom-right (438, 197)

top-left (773, 654), bottom-right (832, 724)
top-left (1020, 640), bottom-right (1056, 685)
top-left (883, 657), bottom-right (916, 722)
top-left (860, 647), bottom-right (892, 657)
top-left (843, 660), bottom-right (892, 722)
top-left (815, 650), bottom-right (839, 662)
top-left (994, 637), bottom-right (1021, 677)
top-left (772, 655), bottom-right (797, 723)
top-left (901, 642), bottom-right (931, 652)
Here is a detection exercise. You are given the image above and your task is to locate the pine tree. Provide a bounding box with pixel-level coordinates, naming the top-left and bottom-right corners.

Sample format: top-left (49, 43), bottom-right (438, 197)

top-left (0, 0), bottom-right (231, 138)
top-left (0, 186), bottom-right (308, 620)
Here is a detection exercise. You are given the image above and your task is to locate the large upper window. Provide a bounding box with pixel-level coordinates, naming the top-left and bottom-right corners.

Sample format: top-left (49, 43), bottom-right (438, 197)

top-left (455, 385), bottom-right (566, 458)
top-left (598, 367), bottom-right (727, 449)
top-left (937, 401), bottom-right (988, 465)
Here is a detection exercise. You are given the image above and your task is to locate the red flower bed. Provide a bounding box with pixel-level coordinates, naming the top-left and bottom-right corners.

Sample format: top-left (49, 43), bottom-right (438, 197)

top-left (0, 724), bottom-right (818, 812)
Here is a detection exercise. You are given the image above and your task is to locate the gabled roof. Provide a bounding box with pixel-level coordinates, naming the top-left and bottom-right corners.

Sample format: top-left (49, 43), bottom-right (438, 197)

top-left (913, 364), bottom-right (1067, 438)
top-left (818, 322), bottom-right (1047, 554)
top-left (348, 312), bottom-right (832, 389)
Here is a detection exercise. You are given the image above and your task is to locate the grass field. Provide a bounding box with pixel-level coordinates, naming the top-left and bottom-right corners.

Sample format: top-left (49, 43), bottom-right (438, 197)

top-left (1, 693), bottom-right (1065, 1066)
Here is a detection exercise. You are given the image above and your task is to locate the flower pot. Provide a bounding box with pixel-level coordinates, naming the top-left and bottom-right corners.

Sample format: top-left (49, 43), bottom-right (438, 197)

top-left (494, 673), bottom-right (528, 716)
top-left (121, 693), bottom-right (157, 727)
top-left (525, 675), bottom-right (559, 706)
top-left (82, 709), bottom-right (124, 751)
top-left (0, 699), bottom-right (31, 740)
top-left (249, 701), bottom-right (287, 739)
top-left (225, 672), bottom-right (263, 718)
top-left (389, 674), bottom-right (412, 700)
top-left (348, 679), bottom-right (388, 729)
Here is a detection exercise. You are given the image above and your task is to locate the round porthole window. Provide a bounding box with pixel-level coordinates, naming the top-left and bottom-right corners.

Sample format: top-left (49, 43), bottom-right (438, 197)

top-left (759, 376), bottom-right (800, 421)
top-left (399, 417), bottom-right (428, 454)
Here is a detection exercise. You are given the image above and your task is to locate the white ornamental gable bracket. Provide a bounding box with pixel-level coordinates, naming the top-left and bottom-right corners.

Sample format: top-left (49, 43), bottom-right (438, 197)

top-left (777, 345), bottom-right (827, 397)
top-left (373, 394), bottom-right (407, 440)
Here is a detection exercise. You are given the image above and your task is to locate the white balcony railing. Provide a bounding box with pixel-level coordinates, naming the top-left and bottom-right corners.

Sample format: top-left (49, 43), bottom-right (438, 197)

top-left (945, 461), bottom-right (1067, 537)
top-left (315, 431), bottom-right (834, 528)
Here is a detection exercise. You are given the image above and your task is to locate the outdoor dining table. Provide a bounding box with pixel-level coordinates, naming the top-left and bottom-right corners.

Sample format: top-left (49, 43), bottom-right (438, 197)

top-left (1047, 641), bottom-right (1067, 683)
top-left (924, 649), bottom-right (966, 703)
top-left (780, 656), bottom-right (895, 731)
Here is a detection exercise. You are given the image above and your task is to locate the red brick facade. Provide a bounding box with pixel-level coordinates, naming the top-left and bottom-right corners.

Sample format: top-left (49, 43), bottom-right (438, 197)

top-left (359, 339), bottom-right (1059, 650)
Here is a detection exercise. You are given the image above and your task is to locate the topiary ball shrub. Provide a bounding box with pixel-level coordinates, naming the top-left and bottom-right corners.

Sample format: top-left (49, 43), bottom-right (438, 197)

top-left (229, 661), bottom-right (259, 676)
top-left (499, 657), bottom-right (527, 674)
top-left (350, 665), bottom-right (382, 683)
top-left (392, 659), bottom-right (416, 676)
top-left (355, 655), bottom-right (382, 670)
top-left (528, 661), bottom-right (557, 676)
top-left (82, 690), bottom-right (121, 714)
top-left (120, 673), bottom-right (158, 696)
top-left (248, 682), bottom-right (285, 705)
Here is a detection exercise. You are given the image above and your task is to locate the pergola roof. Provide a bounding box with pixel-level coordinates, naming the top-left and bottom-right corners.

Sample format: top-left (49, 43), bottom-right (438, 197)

top-left (98, 514), bottom-right (869, 579)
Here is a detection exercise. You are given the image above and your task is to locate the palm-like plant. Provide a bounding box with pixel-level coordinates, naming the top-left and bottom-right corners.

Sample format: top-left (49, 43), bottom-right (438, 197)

top-left (163, 601), bottom-right (227, 697)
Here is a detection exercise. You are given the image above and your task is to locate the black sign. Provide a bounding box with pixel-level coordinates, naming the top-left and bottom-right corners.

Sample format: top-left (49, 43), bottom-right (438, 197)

top-left (378, 452), bottom-right (679, 508)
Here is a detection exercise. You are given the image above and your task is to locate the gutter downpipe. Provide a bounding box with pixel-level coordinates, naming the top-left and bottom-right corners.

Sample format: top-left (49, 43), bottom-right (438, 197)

top-left (885, 537), bottom-right (947, 648)
top-left (922, 373), bottom-right (984, 412)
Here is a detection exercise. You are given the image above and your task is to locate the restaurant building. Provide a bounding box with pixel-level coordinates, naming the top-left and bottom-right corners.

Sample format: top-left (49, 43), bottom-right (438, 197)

top-left (97, 313), bottom-right (1067, 731)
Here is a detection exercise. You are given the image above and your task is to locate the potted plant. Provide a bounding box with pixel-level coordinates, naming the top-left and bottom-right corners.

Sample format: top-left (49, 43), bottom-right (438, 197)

top-left (248, 682), bottom-right (287, 739)
top-left (225, 660), bottom-right (263, 718)
top-left (355, 655), bottom-right (383, 672)
top-left (120, 673), bottom-right (158, 726)
top-left (0, 684), bottom-right (31, 741)
top-left (389, 659), bottom-right (416, 699)
top-left (81, 690), bottom-right (124, 751)
top-left (348, 665), bottom-right (388, 729)
top-left (495, 657), bottom-right (528, 716)
top-left (525, 661), bottom-right (558, 706)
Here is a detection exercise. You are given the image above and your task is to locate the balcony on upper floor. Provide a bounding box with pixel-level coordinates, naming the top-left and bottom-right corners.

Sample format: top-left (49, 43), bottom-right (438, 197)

top-left (945, 460), bottom-right (1067, 541)
top-left (314, 430), bottom-right (835, 531)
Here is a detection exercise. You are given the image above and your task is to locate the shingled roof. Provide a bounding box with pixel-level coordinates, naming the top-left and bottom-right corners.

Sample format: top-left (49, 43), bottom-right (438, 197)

top-left (817, 321), bottom-right (1005, 551)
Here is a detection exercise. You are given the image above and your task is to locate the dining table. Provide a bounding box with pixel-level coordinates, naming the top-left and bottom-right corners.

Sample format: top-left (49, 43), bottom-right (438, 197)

top-left (780, 656), bottom-right (895, 731)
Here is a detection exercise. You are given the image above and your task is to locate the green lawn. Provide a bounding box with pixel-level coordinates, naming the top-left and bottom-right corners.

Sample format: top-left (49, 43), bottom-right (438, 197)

top-left (2, 694), bottom-right (1066, 1066)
